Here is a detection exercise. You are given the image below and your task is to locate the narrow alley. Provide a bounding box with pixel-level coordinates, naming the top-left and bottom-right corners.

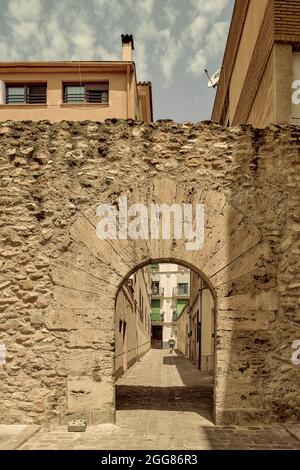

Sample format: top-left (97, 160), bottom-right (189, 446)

top-left (8, 350), bottom-right (299, 450)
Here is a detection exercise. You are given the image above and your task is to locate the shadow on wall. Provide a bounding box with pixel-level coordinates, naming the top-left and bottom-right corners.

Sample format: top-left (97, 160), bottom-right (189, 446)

top-left (213, 126), bottom-right (295, 425)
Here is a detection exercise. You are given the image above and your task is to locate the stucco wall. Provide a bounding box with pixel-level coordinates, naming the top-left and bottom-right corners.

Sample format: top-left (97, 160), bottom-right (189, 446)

top-left (0, 119), bottom-right (299, 426)
top-left (115, 284), bottom-right (150, 381)
top-left (174, 306), bottom-right (189, 357)
top-left (201, 288), bottom-right (214, 372)
top-left (247, 47), bottom-right (276, 127)
top-left (0, 66), bottom-right (150, 121)
top-left (229, 0), bottom-right (269, 124)
top-left (0, 72), bottom-right (128, 121)
top-left (247, 43), bottom-right (293, 128)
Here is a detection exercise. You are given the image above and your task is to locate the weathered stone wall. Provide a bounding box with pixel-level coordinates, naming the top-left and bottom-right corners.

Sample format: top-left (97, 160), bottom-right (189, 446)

top-left (0, 119), bottom-right (299, 425)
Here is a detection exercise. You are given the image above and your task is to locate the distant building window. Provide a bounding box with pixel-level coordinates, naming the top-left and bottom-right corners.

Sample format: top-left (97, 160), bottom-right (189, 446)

top-left (151, 281), bottom-right (160, 295)
top-left (63, 82), bottom-right (109, 104)
top-left (150, 263), bottom-right (159, 270)
top-left (151, 299), bottom-right (160, 321)
top-left (177, 282), bottom-right (189, 294)
top-left (6, 83), bottom-right (47, 104)
top-left (176, 299), bottom-right (188, 315)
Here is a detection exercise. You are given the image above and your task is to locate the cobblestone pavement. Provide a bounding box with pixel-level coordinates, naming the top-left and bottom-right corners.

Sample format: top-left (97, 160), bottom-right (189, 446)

top-left (17, 350), bottom-right (300, 450)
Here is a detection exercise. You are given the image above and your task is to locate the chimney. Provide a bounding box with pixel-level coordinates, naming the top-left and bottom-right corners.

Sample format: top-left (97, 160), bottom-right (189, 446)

top-left (121, 34), bottom-right (134, 61)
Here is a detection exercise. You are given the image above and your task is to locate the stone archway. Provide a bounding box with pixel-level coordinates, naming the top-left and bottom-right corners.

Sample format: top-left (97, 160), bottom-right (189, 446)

top-left (2, 121), bottom-right (297, 427)
top-left (48, 176), bottom-right (275, 425)
top-left (115, 257), bottom-right (217, 421)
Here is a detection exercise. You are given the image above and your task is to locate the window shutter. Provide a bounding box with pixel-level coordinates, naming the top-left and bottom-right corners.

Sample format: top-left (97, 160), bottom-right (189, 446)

top-left (86, 83), bottom-right (109, 103)
top-left (28, 84), bottom-right (47, 104)
top-left (6, 85), bottom-right (25, 104)
top-left (64, 85), bottom-right (85, 103)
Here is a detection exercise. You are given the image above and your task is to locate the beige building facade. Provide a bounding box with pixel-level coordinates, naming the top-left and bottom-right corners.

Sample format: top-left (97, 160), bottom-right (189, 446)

top-left (150, 264), bottom-right (190, 349)
top-left (173, 303), bottom-right (189, 357)
top-left (0, 35), bottom-right (153, 123)
top-left (188, 272), bottom-right (215, 372)
top-left (115, 267), bottom-right (151, 380)
top-left (212, 0), bottom-right (300, 127)
top-left (173, 272), bottom-right (215, 373)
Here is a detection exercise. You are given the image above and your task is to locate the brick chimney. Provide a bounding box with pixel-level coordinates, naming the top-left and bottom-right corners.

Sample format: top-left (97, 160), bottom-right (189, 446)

top-left (121, 34), bottom-right (134, 61)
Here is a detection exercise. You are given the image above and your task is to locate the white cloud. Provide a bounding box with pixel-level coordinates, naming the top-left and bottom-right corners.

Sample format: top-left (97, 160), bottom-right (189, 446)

top-left (185, 16), bottom-right (207, 50)
top-left (205, 21), bottom-right (230, 58)
top-left (0, 0), bottom-right (232, 85)
top-left (11, 22), bottom-right (38, 40)
top-left (154, 29), bottom-right (183, 87)
top-left (70, 18), bottom-right (97, 59)
top-left (7, 0), bottom-right (42, 20)
top-left (163, 1), bottom-right (179, 25)
top-left (92, 0), bottom-right (124, 21)
top-left (188, 49), bottom-right (206, 77)
top-left (183, 0), bottom-right (231, 78)
top-left (190, 0), bottom-right (230, 14)
top-left (137, 0), bottom-right (154, 16)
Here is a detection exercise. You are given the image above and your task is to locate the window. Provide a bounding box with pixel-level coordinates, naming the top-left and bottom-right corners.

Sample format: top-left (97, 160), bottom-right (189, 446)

top-left (151, 299), bottom-right (160, 321)
top-left (150, 263), bottom-right (159, 271)
top-left (151, 281), bottom-right (160, 295)
top-left (63, 82), bottom-right (109, 104)
top-left (6, 83), bottom-right (47, 104)
top-left (178, 282), bottom-right (189, 294)
top-left (176, 299), bottom-right (188, 315)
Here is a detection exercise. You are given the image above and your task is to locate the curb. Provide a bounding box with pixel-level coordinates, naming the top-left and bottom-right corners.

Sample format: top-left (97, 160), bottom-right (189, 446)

top-left (0, 425), bottom-right (41, 450)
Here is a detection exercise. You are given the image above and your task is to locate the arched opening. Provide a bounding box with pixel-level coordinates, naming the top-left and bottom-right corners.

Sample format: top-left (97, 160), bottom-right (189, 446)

top-left (114, 259), bottom-right (216, 428)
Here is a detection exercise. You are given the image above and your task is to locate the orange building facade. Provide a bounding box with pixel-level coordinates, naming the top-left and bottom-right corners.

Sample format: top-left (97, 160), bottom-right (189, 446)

top-left (0, 35), bottom-right (153, 123)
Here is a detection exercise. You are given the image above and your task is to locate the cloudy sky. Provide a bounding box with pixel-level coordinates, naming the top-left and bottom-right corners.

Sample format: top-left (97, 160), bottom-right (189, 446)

top-left (0, 0), bottom-right (234, 122)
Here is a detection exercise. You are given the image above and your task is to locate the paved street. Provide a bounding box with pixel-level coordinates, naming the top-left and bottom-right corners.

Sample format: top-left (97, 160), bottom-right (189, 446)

top-left (5, 350), bottom-right (300, 450)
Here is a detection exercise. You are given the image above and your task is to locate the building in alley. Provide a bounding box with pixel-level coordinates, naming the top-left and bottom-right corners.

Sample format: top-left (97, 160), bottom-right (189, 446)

top-left (150, 263), bottom-right (190, 349)
top-left (115, 266), bottom-right (151, 379)
top-left (173, 271), bottom-right (215, 373)
top-left (0, 34), bottom-right (153, 123)
top-left (212, 0), bottom-right (300, 127)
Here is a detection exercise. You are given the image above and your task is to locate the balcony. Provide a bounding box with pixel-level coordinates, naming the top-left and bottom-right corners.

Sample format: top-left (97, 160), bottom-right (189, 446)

top-left (173, 286), bottom-right (190, 297)
top-left (151, 286), bottom-right (164, 297)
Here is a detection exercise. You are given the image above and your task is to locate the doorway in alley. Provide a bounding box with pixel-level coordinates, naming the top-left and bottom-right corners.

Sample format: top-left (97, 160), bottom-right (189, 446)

top-left (115, 260), bottom-right (216, 424)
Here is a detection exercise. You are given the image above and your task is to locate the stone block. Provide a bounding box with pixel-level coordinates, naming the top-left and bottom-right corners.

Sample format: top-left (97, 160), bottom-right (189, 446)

top-left (68, 420), bottom-right (86, 432)
top-left (30, 312), bottom-right (44, 326)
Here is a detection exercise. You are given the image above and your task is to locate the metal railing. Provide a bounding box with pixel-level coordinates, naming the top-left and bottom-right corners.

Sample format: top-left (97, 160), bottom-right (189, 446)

top-left (6, 92), bottom-right (47, 104)
top-left (173, 286), bottom-right (190, 296)
top-left (64, 90), bottom-right (109, 104)
top-left (151, 286), bottom-right (164, 296)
